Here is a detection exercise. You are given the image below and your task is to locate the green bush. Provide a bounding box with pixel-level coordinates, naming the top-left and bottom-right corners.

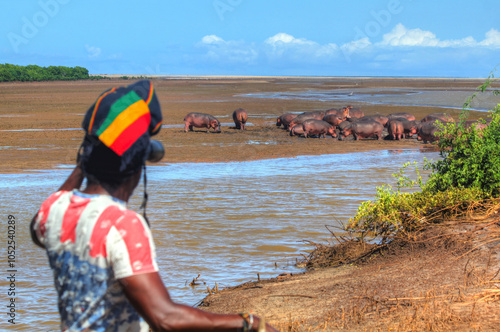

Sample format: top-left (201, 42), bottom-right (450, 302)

top-left (426, 74), bottom-right (500, 197)
top-left (0, 63), bottom-right (90, 82)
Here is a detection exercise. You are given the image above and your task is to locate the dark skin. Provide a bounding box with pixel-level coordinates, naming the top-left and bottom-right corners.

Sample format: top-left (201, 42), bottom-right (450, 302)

top-left (31, 164), bottom-right (278, 332)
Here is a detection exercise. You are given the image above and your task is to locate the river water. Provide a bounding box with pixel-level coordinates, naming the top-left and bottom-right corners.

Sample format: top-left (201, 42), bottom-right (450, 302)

top-left (0, 148), bottom-right (439, 331)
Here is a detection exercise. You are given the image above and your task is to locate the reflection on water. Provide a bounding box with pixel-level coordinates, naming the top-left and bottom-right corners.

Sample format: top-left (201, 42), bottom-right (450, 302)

top-left (0, 149), bottom-right (439, 331)
top-left (238, 88), bottom-right (497, 112)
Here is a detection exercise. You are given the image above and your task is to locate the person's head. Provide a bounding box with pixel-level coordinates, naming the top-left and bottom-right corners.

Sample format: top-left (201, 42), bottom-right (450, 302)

top-left (78, 80), bottom-right (163, 195)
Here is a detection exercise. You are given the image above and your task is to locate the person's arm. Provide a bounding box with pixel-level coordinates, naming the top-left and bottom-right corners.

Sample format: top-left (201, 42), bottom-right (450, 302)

top-left (119, 272), bottom-right (277, 332)
top-left (58, 163), bottom-right (85, 192)
top-left (30, 216), bottom-right (44, 248)
top-left (30, 164), bottom-right (85, 249)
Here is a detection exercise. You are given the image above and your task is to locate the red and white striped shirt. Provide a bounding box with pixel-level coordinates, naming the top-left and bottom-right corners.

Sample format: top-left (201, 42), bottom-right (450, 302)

top-left (33, 190), bottom-right (158, 331)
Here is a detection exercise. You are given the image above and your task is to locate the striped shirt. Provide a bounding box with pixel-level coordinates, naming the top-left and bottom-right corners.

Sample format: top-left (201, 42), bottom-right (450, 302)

top-left (33, 190), bottom-right (158, 331)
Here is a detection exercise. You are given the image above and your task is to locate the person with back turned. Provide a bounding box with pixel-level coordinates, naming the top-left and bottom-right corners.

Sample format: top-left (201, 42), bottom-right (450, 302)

top-left (30, 80), bottom-right (277, 332)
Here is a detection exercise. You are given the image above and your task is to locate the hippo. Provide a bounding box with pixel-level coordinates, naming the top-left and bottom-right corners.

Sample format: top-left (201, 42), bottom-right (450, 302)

top-left (388, 112), bottom-right (416, 122)
top-left (232, 108), bottom-right (248, 130)
top-left (358, 114), bottom-right (389, 127)
top-left (463, 120), bottom-right (488, 132)
top-left (421, 113), bottom-right (454, 123)
top-left (388, 117), bottom-right (419, 138)
top-left (322, 114), bottom-right (343, 127)
top-left (387, 119), bottom-right (405, 140)
top-left (276, 113), bottom-right (298, 130)
top-left (289, 124), bottom-right (305, 137)
top-left (340, 119), bottom-right (384, 141)
top-left (418, 122), bottom-right (441, 143)
top-left (288, 111), bottom-right (325, 129)
top-left (324, 108), bottom-right (349, 120)
top-left (302, 119), bottom-right (337, 138)
top-left (345, 106), bottom-right (364, 118)
top-left (338, 120), bottom-right (352, 132)
top-left (184, 112), bottom-right (221, 133)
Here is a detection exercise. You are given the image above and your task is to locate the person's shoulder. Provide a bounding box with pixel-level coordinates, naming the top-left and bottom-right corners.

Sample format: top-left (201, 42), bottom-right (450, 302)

top-left (96, 201), bottom-right (148, 229)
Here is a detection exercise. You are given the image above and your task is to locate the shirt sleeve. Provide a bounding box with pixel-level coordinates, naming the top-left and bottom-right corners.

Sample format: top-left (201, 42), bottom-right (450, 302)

top-left (32, 191), bottom-right (68, 245)
top-left (106, 208), bottom-right (159, 279)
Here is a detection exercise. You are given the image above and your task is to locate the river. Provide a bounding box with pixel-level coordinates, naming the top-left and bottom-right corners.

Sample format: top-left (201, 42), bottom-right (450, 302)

top-left (0, 148), bottom-right (439, 331)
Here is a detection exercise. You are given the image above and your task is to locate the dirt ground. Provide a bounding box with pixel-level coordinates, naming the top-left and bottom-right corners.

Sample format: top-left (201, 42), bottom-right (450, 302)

top-left (1, 78), bottom-right (499, 331)
top-left (200, 218), bottom-right (500, 331)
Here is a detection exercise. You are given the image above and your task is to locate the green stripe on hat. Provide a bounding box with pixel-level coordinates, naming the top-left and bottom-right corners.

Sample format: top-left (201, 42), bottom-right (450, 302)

top-left (95, 90), bottom-right (143, 136)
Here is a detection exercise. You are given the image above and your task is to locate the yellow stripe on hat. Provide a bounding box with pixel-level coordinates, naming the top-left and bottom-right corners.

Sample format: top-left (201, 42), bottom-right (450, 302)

top-left (98, 99), bottom-right (150, 149)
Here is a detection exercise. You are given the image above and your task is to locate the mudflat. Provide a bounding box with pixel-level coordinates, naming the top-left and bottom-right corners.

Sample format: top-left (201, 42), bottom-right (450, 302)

top-left (0, 77), bottom-right (489, 173)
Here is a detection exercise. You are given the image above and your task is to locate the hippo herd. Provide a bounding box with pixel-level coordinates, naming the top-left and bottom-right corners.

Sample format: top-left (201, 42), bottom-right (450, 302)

top-left (183, 105), bottom-right (487, 144)
top-left (278, 105), bottom-right (484, 143)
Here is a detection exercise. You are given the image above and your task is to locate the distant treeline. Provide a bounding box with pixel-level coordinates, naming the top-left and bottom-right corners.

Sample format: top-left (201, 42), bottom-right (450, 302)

top-left (0, 63), bottom-right (98, 82)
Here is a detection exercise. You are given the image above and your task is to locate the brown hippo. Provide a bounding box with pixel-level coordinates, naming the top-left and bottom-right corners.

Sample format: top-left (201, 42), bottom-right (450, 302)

top-left (387, 119), bottom-right (405, 140)
top-left (340, 119), bottom-right (384, 140)
top-left (322, 114), bottom-right (343, 127)
top-left (276, 113), bottom-right (298, 130)
top-left (289, 124), bottom-right (305, 137)
top-left (338, 120), bottom-right (352, 132)
top-left (417, 122), bottom-right (441, 143)
top-left (421, 112), bottom-right (454, 123)
top-left (358, 114), bottom-right (389, 127)
top-left (184, 112), bottom-right (221, 133)
top-left (463, 120), bottom-right (488, 132)
top-left (232, 108), bottom-right (248, 130)
top-left (302, 119), bottom-right (337, 138)
top-left (324, 107), bottom-right (349, 120)
top-left (345, 105), bottom-right (364, 118)
top-left (388, 112), bottom-right (416, 121)
top-left (388, 117), bottom-right (419, 138)
top-left (288, 111), bottom-right (325, 129)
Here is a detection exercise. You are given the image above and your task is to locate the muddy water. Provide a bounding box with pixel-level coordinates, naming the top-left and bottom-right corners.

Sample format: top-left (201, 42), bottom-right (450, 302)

top-left (0, 149), bottom-right (439, 331)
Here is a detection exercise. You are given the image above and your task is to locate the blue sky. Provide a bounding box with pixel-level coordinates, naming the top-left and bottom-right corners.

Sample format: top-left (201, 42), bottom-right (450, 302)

top-left (1, 0), bottom-right (499, 77)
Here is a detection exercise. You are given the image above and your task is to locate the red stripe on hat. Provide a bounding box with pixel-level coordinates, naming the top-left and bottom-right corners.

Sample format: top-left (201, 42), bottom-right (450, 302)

top-left (89, 206), bottom-right (154, 274)
top-left (108, 112), bottom-right (151, 156)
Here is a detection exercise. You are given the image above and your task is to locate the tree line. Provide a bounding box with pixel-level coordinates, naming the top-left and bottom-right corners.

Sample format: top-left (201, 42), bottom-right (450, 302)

top-left (0, 63), bottom-right (94, 82)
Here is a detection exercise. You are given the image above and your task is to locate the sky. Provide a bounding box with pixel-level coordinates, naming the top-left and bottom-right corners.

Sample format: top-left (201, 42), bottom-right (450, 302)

top-left (1, 0), bottom-right (499, 77)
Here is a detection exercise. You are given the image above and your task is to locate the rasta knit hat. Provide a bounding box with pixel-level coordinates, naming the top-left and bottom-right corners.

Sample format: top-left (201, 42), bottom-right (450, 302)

top-left (79, 80), bottom-right (162, 182)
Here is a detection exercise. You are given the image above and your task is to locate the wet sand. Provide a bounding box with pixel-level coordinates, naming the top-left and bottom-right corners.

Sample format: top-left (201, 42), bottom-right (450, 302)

top-left (0, 77), bottom-right (491, 173)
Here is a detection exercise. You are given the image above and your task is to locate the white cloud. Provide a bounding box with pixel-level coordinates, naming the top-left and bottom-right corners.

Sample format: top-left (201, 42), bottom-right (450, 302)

top-left (340, 37), bottom-right (372, 55)
top-left (265, 33), bottom-right (315, 46)
top-left (198, 35), bottom-right (258, 64)
top-left (264, 33), bottom-right (340, 61)
top-left (194, 26), bottom-right (499, 74)
top-left (201, 35), bottom-right (225, 45)
top-left (85, 44), bottom-right (101, 58)
top-left (379, 23), bottom-right (440, 47)
top-left (479, 28), bottom-right (500, 47)
top-left (379, 24), bottom-right (499, 49)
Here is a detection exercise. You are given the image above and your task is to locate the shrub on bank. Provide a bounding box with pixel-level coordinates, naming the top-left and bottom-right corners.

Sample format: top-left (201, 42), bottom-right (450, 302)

top-left (348, 72), bottom-right (500, 241)
top-left (0, 63), bottom-right (90, 82)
